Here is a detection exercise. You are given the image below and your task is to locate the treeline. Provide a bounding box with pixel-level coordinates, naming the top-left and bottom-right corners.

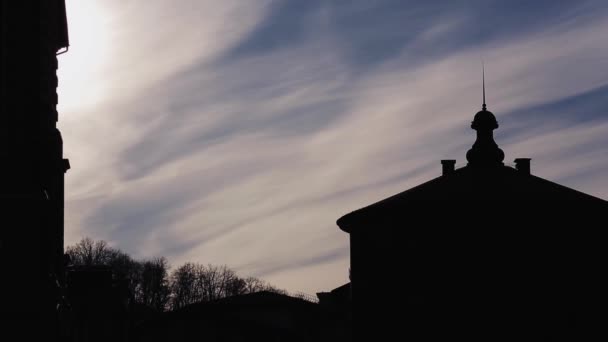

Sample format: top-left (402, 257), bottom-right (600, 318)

top-left (65, 238), bottom-right (285, 312)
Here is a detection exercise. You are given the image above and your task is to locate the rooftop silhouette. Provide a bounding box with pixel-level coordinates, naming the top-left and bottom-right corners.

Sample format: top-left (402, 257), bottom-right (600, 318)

top-left (337, 97), bottom-right (607, 341)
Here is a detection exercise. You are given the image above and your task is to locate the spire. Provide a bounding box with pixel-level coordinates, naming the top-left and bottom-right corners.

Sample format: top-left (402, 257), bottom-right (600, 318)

top-left (482, 62), bottom-right (486, 111)
top-left (466, 65), bottom-right (504, 167)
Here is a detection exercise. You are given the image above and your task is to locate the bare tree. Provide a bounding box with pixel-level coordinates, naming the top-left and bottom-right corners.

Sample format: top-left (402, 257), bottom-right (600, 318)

top-left (242, 276), bottom-right (265, 293)
top-left (66, 238), bottom-right (168, 309)
top-left (241, 276), bottom-right (287, 295)
top-left (225, 276), bottom-right (247, 297)
top-left (195, 264), bottom-right (249, 301)
top-left (168, 263), bottom-right (288, 310)
top-left (67, 239), bottom-right (289, 312)
top-left (135, 257), bottom-right (170, 311)
top-left (66, 237), bottom-right (116, 266)
top-left (169, 263), bottom-right (199, 310)
top-left (105, 248), bottom-right (140, 304)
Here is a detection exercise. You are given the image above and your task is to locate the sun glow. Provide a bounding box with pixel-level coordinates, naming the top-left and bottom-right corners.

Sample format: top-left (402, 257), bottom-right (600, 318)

top-left (57, 0), bottom-right (112, 114)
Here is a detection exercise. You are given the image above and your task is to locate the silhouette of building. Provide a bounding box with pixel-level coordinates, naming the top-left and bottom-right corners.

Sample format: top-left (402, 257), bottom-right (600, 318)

top-left (64, 266), bottom-right (131, 342)
top-left (135, 291), bottom-right (337, 342)
top-left (317, 283), bottom-right (352, 341)
top-left (0, 0), bottom-right (70, 338)
top-left (317, 282), bottom-right (351, 311)
top-left (337, 102), bottom-right (607, 341)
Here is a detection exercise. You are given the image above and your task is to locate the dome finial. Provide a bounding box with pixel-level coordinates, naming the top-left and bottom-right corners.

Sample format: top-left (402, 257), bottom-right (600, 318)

top-left (466, 64), bottom-right (504, 167)
top-left (482, 61), bottom-right (487, 111)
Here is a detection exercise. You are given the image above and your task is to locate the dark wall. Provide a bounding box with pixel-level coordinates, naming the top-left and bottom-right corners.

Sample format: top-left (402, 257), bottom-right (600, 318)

top-left (0, 2), bottom-right (69, 337)
top-left (0, 0), bottom-right (68, 280)
top-left (350, 201), bottom-right (606, 341)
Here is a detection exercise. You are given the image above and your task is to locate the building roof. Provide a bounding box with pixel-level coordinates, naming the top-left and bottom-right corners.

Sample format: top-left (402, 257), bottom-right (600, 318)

top-left (174, 291), bottom-right (318, 316)
top-left (337, 105), bottom-right (607, 233)
top-left (317, 283), bottom-right (351, 307)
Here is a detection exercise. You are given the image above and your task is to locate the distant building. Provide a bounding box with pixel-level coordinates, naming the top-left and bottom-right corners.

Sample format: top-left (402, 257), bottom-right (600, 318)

top-left (135, 291), bottom-right (338, 342)
top-left (337, 103), bottom-right (607, 341)
top-left (0, 0), bottom-right (70, 338)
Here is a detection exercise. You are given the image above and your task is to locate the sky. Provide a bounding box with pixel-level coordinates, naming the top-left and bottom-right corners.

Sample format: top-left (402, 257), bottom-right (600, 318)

top-left (57, 0), bottom-right (608, 294)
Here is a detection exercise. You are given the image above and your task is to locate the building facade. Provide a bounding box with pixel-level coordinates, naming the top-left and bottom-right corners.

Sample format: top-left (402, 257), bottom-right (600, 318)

top-left (337, 105), bottom-right (607, 341)
top-left (0, 0), bottom-right (70, 337)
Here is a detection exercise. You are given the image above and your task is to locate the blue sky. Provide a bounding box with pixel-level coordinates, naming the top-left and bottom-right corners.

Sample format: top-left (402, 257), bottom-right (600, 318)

top-left (58, 0), bottom-right (608, 294)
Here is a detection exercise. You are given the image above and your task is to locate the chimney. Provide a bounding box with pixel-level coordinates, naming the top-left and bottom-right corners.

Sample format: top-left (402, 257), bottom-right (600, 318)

top-left (441, 160), bottom-right (456, 176)
top-left (514, 158), bottom-right (531, 175)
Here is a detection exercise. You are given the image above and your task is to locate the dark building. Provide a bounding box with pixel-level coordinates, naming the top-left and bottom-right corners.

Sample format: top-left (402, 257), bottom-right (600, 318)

top-left (317, 282), bottom-right (351, 311)
top-left (337, 101), bottom-right (607, 341)
top-left (64, 266), bottom-right (131, 342)
top-left (317, 283), bottom-right (352, 341)
top-left (135, 291), bottom-right (335, 342)
top-left (0, 0), bottom-right (70, 337)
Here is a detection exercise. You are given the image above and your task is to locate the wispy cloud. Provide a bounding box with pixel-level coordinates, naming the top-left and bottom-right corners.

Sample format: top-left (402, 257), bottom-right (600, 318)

top-left (59, 0), bottom-right (608, 293)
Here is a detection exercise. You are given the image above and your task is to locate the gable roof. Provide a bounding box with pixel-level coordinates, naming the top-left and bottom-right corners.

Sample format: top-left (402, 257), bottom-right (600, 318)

top-left (174, 291), bottom-right (318, 316)
top-left (337, 164), bottom-right (607, 233)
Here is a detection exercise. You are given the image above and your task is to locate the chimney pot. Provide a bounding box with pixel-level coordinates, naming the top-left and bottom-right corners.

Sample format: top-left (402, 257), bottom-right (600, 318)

top-left (514, 158), bottom-right (531, 175)
top-left (441, 160), bottom-right (456, 176)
